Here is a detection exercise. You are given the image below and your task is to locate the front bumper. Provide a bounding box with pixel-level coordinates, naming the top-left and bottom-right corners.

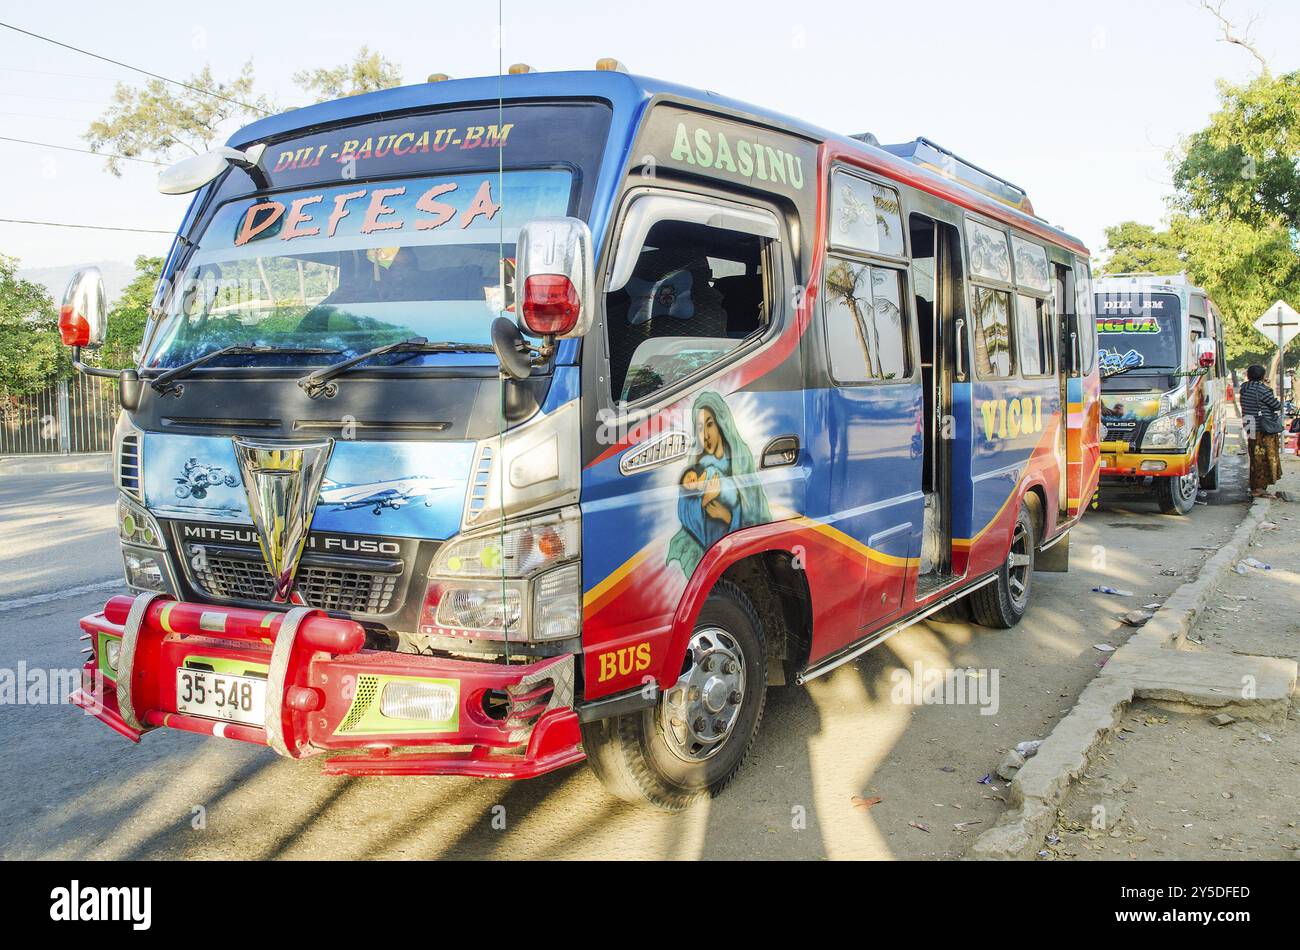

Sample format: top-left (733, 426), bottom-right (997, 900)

top-left (72, 594), bottom-right (584, 779)
top-left (1099, 441), bottom-right (1193, 478)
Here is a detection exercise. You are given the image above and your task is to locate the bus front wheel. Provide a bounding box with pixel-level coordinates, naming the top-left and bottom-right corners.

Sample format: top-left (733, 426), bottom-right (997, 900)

top-left (1154, 469), bottom-right (1199, 515)
top-left (581, 580), bottom-right (767, 811)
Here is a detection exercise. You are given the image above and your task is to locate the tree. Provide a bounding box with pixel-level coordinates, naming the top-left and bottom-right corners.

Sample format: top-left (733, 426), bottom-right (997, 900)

top-left (293, 47), bottom-right (404, 103)
top-left (99, 256), bottom-right (164, 370)
top-left (84, 63), bottom-right (274, 175)
top-left (1097, 222), bottom-right (1186, 276)
top-left (1174, 217), bottom-right (1300, 367)
top-left (1197, 0), bottom-right (1270, 76)
top-left (1173, 71), bottom-right (1300, 229)
top-left (0, 256), bottom-right (67, 398)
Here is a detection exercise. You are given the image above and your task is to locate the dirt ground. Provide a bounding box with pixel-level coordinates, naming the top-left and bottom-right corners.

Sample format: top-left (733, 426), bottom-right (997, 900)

top-left (1051, 454), bottom-right (1300, 861)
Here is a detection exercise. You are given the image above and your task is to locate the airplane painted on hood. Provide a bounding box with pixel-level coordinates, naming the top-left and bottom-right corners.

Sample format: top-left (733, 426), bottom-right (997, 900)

top-left (317, 475), bottom-right (458, 514)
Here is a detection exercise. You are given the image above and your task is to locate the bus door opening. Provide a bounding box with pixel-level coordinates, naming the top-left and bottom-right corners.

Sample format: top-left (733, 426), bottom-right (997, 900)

top-left (1053, 262), bottom-right (1075, 519)
top-left (910, 215), bottom-right (963, 591)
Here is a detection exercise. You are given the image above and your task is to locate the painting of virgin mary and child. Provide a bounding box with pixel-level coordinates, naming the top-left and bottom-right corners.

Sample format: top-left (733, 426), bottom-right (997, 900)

top-left (666, 391), bottom-right (771, 576)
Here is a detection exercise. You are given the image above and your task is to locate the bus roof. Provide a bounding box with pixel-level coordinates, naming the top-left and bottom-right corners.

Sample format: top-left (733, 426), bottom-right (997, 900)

top-left (1095, 273), bottom-right (1208, 299)
top-left (227, 69), bottom-right (1088, 256)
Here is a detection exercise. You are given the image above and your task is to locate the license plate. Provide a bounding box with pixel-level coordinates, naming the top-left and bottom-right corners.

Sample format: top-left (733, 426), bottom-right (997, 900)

top-left (176, 668), bottom-right (266, 726)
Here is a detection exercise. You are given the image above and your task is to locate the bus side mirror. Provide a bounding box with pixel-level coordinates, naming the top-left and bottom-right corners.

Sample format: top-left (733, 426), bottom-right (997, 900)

top-left (513, 217), bottom-right (595, 340)
top-left (58, 267), bottom-right (108, 348)
top-left (1195, 338), bottom-right (1216, 368)
top-left (158, 144), bottom-right (267, 194)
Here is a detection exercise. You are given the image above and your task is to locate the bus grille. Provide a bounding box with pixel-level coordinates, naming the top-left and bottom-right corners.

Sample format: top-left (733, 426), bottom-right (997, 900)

top-left (186, 547), bottom-right (401, 615)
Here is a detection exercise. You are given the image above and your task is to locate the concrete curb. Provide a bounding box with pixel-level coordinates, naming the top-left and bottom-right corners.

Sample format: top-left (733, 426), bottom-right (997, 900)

top-left (970, 495), bottom-right (1297, 860)
top-left (1137, 497), bottom-right (1275, 649)
top-left (0, 454), bottom-right (111, 476)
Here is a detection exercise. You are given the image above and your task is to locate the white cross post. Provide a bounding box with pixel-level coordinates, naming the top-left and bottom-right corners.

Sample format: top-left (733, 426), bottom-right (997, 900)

top-left (1253, 301), bottom-right (1300, 398)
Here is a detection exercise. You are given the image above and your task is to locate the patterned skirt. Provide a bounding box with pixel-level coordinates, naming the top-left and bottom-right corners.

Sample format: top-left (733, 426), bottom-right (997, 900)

top-left (1248, 434), bottom-right (1283, 492)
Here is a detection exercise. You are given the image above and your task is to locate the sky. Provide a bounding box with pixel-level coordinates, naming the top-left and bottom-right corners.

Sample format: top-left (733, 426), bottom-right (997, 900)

top-left (1, 0), bottom-right (1296, 284)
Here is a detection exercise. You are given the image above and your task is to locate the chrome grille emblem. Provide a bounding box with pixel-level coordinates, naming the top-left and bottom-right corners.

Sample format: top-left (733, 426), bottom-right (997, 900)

top-left (232, 438), bottom-right (334, 603)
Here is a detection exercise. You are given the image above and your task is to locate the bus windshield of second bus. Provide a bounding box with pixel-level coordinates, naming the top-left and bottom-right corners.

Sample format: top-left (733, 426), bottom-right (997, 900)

top-left (1096, 292), bottom-right (1182, 383)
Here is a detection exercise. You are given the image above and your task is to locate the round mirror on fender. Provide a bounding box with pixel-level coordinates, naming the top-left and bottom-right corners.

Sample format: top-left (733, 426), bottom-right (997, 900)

top-left (491, 317), bottom-right (534, 380)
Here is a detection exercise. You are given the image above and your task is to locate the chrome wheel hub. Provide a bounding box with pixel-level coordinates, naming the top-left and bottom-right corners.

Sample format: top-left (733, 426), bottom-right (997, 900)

top-left (1007, 520), bottom-right (1032, 608)
top-left (661, 627), bottom-right (746, 763)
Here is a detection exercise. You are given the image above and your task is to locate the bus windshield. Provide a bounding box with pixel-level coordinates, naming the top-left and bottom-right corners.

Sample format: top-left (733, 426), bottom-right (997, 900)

top-left (145, 170), bottom-right (572, 370)
top-left (143, 100), bottom-right (611, 371)
top-left (1095, 292), bottom-right (1181, 380)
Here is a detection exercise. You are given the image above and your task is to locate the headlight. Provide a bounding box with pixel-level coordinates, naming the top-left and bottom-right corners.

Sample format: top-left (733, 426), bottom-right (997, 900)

top-left (123, 551), bottom-right (168, 591)
top-left (432, 507), bottom-right (579, 579)
top-left (1142, 409), bottom-right (1193, 450)
top-left (380, 680), bottom-right (458, 722)
top-left (118, 496), bottom-right (164, 549)
top-left (103, 637), bottom-right (122, 672)
top-left (1158, 389), bottom-right (1188, 415)
top-left (422, 507), bottom-right (581, 642)
top-left (531, 563), bottom-right (582, 642)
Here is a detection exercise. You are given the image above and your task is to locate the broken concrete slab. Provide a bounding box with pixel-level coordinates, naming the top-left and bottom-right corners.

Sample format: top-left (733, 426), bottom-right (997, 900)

top-left (1110, 648), bottom-right (1295, 722)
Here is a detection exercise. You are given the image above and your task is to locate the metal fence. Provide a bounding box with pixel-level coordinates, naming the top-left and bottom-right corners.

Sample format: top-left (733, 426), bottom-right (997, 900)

top-left (0, 376), bottom-right (120, 456)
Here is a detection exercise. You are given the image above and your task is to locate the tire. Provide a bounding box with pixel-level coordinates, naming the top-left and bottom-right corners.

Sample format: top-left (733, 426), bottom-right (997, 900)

top-left (969, 502), bottom-right (1035, 629)
top-left (1154, 468), bottom-right (1199, 515)
top-left (581, 580), bottom-right (767, 811)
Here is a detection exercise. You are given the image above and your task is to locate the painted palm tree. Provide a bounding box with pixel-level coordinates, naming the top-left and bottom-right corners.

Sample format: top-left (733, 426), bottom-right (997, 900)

top-left (973, 287), bottom-right (1012, 375)
top-left (825, 259), bottom-right (882, 378)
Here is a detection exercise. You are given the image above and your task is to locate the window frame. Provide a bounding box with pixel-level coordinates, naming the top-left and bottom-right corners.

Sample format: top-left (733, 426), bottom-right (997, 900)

top-left (822, 255), bottom-right (915, 387)
top-left (1014, 292), bottom-right (1055, 379)
top-left (598, 184), bottom-right (789, 412)
top-left (821, 163), bottom-right (918, 388)
top-left (964, 214), bottom-right (1017, 380)
top-left (1009, 233), bottom-right (1055, 380)
top-left (828, 167), bottom-right (908, 262)
top-left (1073, 257), bottom-right (1096, 375)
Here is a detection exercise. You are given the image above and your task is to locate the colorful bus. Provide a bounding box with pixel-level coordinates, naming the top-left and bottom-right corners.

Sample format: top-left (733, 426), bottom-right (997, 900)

top-left (60, 65), bottom-right (1100, 809)
top-left (1094, 274), bottom-right (1227, 514)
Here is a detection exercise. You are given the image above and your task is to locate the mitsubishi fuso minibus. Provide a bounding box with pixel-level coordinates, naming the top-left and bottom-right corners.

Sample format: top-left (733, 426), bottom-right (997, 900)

top-left (1094, 274), bottom-right (1227, 514)
top-left (59, 65), bottom-right (1100, 809)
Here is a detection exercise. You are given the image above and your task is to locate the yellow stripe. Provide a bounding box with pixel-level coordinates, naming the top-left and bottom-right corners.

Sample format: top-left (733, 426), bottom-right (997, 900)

top-left (582, 544), bottom-right (659, 609)
top-left (158, 601), bottom-right (177, 634)
top-left (790, 515), bottom-right (911, 568)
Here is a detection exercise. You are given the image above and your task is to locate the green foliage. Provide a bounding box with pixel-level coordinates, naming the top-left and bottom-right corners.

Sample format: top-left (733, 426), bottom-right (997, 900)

top-left (293, 47), bottom-right (404, 103)
top-left (1097, 222), bottom-right (1186, 276)
top-left (83, 63), bottom-right (275, 175)
top-left (1175, 218), bottom-right (1300, 367)
top-left (1173, 72), bottom-right (1300, 228)
top-left (0, 255), bottom-right (68, 398)
top-left (99, 256), bottom-right (164, 370)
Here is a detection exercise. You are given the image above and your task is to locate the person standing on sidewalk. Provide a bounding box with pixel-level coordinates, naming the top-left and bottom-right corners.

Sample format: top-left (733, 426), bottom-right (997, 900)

top-left (1240, 364), bottom-right (1284, 497)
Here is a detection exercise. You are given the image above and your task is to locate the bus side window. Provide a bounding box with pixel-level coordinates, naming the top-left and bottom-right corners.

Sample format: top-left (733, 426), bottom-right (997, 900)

top-left (1212, 307), bottom-right (1227, 377)
top-left (605, 215), bottom-right (774, 404)
top-left (823, 258), bottom-right (911, 382)
top-left (1015, 295), bottom-right (1053, 377)
top-left (971, 287), bottom-right (1014, 378)
top-left (965, 218), bottom-right (1015, 378)
top-left (1072, 258), bottom-right (1095, 374)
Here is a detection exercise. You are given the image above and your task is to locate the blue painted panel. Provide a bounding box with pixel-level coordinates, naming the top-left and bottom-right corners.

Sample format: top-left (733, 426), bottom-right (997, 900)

top-left (142, 434), bottom-right (474, 540)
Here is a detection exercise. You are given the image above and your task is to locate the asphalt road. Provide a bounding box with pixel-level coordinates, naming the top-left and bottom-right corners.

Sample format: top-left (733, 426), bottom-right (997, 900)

top-left (0, 442), bottom-right (1253, 860)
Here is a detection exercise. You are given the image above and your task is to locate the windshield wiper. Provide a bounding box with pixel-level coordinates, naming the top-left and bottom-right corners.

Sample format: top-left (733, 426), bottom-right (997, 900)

top-left (150, 344), bottom-right (344, 396)
top-left (297, 337), bottom-right (495, 398)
